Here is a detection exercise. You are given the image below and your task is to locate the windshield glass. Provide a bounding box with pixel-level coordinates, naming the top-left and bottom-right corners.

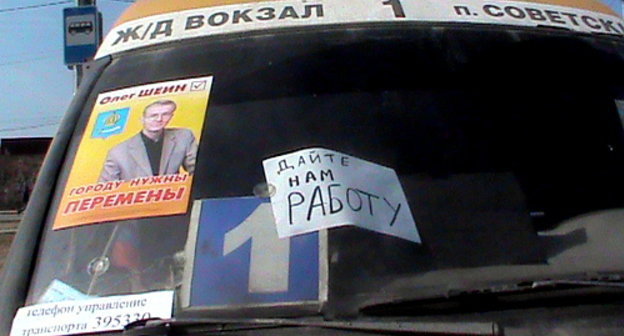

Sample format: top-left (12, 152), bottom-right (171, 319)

top-left (26, 26), bottom-right (624, 314)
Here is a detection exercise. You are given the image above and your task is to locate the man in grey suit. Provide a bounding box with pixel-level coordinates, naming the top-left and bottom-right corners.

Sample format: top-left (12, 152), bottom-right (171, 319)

top-left (92, 99), bottom-right (197, 292)
top-left (99, 99), bottom-right (197, 182)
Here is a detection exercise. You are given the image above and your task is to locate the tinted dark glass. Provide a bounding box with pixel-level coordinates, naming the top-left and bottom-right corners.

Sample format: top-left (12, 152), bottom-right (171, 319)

top-left (27, 26), bottom-right (624, 309)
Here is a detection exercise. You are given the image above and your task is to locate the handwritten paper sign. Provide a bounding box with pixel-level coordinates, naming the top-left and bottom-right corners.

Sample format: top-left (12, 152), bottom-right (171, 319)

top-left (263, 148), bottom-right (421, 243)
top-left (10, 291), bottom-right (173, 336)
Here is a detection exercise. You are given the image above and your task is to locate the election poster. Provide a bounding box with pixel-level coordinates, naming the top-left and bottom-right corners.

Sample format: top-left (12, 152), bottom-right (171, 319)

top-left (53, 76), bottom-right (213, 230)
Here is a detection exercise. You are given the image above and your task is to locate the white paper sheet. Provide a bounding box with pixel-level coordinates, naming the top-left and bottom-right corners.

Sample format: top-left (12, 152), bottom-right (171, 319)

top-left (263, 148), bottom-right (421, 243)
top-left (10, 291), bottom-right (173, 336)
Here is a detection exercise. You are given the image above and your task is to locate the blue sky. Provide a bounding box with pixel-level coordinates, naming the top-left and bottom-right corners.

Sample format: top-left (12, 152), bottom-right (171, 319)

top-left (606, 0), bottom-right (623, 13)
top-left (0, 0), bottom-right (622, 139)
top-left (0, 0), bottom-right (131, 139)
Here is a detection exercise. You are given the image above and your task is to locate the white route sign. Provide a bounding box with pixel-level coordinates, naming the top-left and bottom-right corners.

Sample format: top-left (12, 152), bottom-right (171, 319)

top-left (96, 0), bottom-right (624, 58)
top-left (10, 291), bottom-right (173, 336)
top-left (263, 148), bottom-right (421, 243)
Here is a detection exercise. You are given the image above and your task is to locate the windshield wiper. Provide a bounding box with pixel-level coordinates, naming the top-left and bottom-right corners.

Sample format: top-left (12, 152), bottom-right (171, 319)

top-left (123, 317), bottom-right (502, 336)
top-left (122, 279), bottom-right (623, 335)
top-left (527, 279), bottom-right (624, 289)
top-left (447, 277), bottom-right (624, 297)
top-left (360, 276), bottom-right (624, 316)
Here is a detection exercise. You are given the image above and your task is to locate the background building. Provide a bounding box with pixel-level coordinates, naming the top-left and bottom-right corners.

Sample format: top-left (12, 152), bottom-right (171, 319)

top-left (0, 137), bottom-right (51, 211)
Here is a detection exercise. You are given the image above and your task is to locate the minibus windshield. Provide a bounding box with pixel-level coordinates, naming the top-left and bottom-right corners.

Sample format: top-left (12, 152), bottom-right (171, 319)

top-left (25, 26), bottom-right (624, 314)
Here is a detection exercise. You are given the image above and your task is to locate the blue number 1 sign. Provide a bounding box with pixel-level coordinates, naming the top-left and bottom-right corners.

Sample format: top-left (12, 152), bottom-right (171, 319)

top-left (183, 197), bottom-right (324, 308)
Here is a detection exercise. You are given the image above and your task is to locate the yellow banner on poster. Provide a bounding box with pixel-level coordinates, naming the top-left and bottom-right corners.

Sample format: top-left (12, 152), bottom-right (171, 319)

top-left (53, 76), bottom-right (213, 230)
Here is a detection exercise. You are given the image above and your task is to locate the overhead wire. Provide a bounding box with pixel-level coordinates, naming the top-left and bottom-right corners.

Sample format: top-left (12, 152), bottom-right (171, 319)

top-left (0, 56), bottom-right (58, 67)
top-left (0, 114), bottom-right (64, 134)
top-left (0, 121), bottom-right (61, 133)
top-left (0, 1), bottom-right (73, 14)
top-left (0, 0), bottom-right (135, 15)
top-left (0, 50), bottom-right (60, 59)
top-left (0, 115), bottom-right (63, 123)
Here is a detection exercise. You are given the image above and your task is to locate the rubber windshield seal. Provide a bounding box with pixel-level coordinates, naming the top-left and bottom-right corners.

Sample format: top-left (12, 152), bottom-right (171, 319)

top-left (0, 56), bottom-right (111, 335)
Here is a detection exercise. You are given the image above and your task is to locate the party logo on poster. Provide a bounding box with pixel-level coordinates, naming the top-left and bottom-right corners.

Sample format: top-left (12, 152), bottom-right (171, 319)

top-left (92, 107), bottom-right (130, 139)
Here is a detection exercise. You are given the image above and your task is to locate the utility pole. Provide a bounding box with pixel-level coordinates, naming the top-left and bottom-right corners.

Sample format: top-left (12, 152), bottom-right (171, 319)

top-left (74, 0), bottom-right (96, 88)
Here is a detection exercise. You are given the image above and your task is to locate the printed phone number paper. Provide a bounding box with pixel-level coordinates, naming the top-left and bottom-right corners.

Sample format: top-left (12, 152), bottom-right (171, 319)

top-left (10, 291), bottom-right (173, 336)
top-left (263, 148), bottom-right (421, 243)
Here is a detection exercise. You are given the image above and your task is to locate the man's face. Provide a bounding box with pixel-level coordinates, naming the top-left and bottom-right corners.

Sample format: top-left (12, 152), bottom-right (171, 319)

top-left (142, 104), bottom-right (175, 133)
